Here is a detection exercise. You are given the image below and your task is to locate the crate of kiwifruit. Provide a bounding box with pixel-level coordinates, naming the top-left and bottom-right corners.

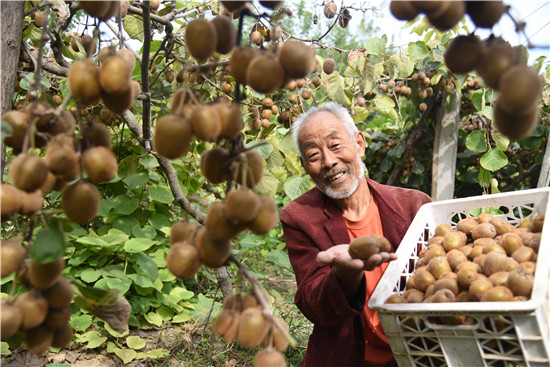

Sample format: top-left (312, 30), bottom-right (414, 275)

top-left (369, 187), bottom-right (550, 367)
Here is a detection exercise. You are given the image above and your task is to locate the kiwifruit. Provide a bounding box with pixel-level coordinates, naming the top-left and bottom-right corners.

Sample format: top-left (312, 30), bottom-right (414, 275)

top-left (80, 34), bottom-right (97, 56)
top-left (457, 267), bottom-right (479, 289)
top-left (61, 180), bottom-right (100, 224)
top-left (31, 11), bottom-right (46, 27)
top-left (259, 0), bottom-right (282, 8)
top-left (422, 245), bottom-right (446, 264)
top-left (205, 202), bottom-right (246, 240)
top-left (200, 147), bottom-right (231, 184)
top-left (99, 56), bottom-right (132, 96)
top-left (494, 98), bottom-right (539, 140)
top-left (426, 0), bottom-right (465, 31)
top-left (254, 347), bottom-right (286, 367)
top-left (506, 268), bottom-right (534, 297)
top-left (411, 1), bottom-right (449, 16)
top-left (301, 88), bottom-right (313, 100)
top-left (500, 232), bottom-right (523, 256)
top-left (390, 0), bottom-right (418, 20)
top-left (456, 217), bottom-right (478, 236)
top-left (166, 241), bottom-right (201, 279)
top-left (444, 35), bottom-right (484, 75)
top-left (446, 249), bottom-right (467, 271)
top-left (442, 231), bottom-right (467, 252)
top-left (223, 294), bottom-right (244, 312)
top-left (225, 189), bottom-right (261, 224)
top-left (45, 143), bottom-right (78, 177)
top-left (28, 257), bottom-right (64, 290)
top-left (0, 240), bottom-right (26, 278)
top-left (9, 153), bottom-right (49, 193)
top-left (511, 246), bottom-right (536, 263)
top-left (242, 292), bottom-right (260, 310)
top-left (433, 277), bottom-right (459, 295)
top-left (20, 190), bottom-right (44, 215)
top-left (530, 214), bottom-right (544, 232)
top-left (229, 46), bottom-right (260, 85)
top-left (213, 309), bottom-right (239, 339)
top-left (81, 146), bottom-right (118, 183)
top-left (413, 269), bottom-right (435, 292)
top-left (488, 271), bottom-right (509, 287)
top-left (51, 323), bottom-right (73, 348)
top-left (323, 1), bottom-right (338, 18)
top-left (403, 289), bottom-right (424, 303)
top-left (261, 108), bottom-right (272, 120)
top-left (348, 236), bottom-right (380, 259)
top-left (262, 316), bottom-right (289, 352)
top-left (101, 79), bottom-right (140, 113)
top-left (477, 213), bottom-right (494, 223)
top-left (79, 0), bottom-right (113, 19)
top-left (14, 291), bottom-right (49, 329)
top-left (42, 277), bottom-right (74, 309)
top-left (278, 40), bottom-right (314, 79)
top-left (1, 301), bottom-right (23, 339)
top-left (247, 196), bottom-right (279, 235)
top-left (215, 103), bottom-right (244, 139)
top-left (82, 122), bottom-right (112, 149)
top-left (1, 183), bottom-right (23, 220)
top-left (238, 307), bottom-right (270, 348)
top-left (2, 110), bottom-right (29, 149)
top-left (505, 257), bottom-right (520, 272)
top-left (471, 222), bottom-right (497, 240)
top-left (473, 253), bottom-right (486, 269)
top-left (164, 68), bottom-right (175, 83)
top-left (250, 30), bottom-right (264, 46)
top-left (153, 114), bottom-right (193, 159)
top-left (434, 223), bottom-right (453, 237)
top-left (432, 288), bottom-right (456, 303)
top-left (44, 306), bottom-right (72, 329)
top-left (458, 244), bottom-right (473, 259)
top-left (170, 220), bottom-right (198, 244)
top-left (236, 149), bottom-right (264, 188)
top-left (499, 65), bottom-right (542, 113)
top-left (475, 40), bottom-right (518, 90)
top-left (469, 277), bottom-right (494, 301)
top-left (270, 26), bottom-right (282, 41)
top-left (47, 110), bottom-right (76, 136)
top-left (68, 60), bottom-right (101, 105)
top-left (482, 242), bottom-right (506, 255)
top-left (519, 261), bottom-right (536, 275)
top-left (246, 55), bottom-right (285, 94)
top-left (190, 104), bottom-right (221, 142)
top-left (482, 251), bottom-right (509, 276)
top-left (427, 256), bottom-right (452, 280)
top-left (195, 227), bottom-right (231, 268)
top-left (98, 46), bottom-right (116, 64)
top-left (427, 236), bottom-right (444, 247)
top-left (456, 260), bottom-right (482, 273)
top-left (116, 48), bottom-right (137, 71)
top-left (322, 58), bottom-right (336, 75)
top-left (489, 217), bottom-right (513, 236)
top-left (185, 18), bottom-right (217, 61)
top-left (23, 325), bottom-right (54, 355)
top-left (466, 0), bottom-right (505, 29)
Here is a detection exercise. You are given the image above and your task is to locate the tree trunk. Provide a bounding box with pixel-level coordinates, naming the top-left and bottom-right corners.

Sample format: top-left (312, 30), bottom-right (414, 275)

top-left (0, 1), bottom-right (25, 180)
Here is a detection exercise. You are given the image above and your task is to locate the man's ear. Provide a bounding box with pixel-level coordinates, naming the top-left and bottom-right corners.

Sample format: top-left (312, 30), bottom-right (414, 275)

top-left (299, 156), bottom-right (306, 170)
top-left (354, 131), bottom-right (366, 158)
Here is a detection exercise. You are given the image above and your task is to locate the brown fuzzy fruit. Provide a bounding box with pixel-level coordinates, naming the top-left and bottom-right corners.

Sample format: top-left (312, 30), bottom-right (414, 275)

top-left (229, 46), bottom-right (260, 85)
top-left (205, 202), bottom-right (246, 240)
top-left (45, 306), bottom-right (72, 329)
top-left (511, 246), bottom-right (536, 263)
top-left (499, 65), bottom-right (542, 113)
top-left (443, 231), bottom-right (468, 252)
top-left (31, 11), bottom-right (46, 27)
top-left (185, 18), bottom-right (218, 61)
top-left (1, 183), bottom-right (23, 220)
top-left (98, 46), bottom-right (116, 64)
top-left (238, 307), bottom-right (270, 348)
top-left (262, 317), bottom-right (289, 352)
top-left (28, 256), bottom-right (64, 290)
top-left (82, 146), bottom-right (118, 183)
top-left (433, 277), bottom-right (459, 295)
top-left (469, 277), bottom-right (494, 301)
top-left (246, 55), bottom-right (285, 94)
top-left (166, 241), bottom-right (201, 279)
top-left (483, 251), bottom-right (509, 276)
top-left (153, 114), bottom-right (193, 159)
top-left (432, 288), bottom-right (456, 303)
top-left (225, 189), bottom-right (261, 224)
top-left (200, 147), bottom-right (231, 184)
top-left (45, 143), bottom-right (78, 177)
top-left (434, 223), bottom-right (453, 237)
top-left (68, 60), bottom-right (101, 105)
top-left (211, 16), bottom-right (237, 54)
top-left (23, 325), bottom-right (54, 355)
top-left (278, 41), bottom-right (314, 79)
top-left (1, 240), bottom-right (27, 278)
top-left (480, 285), bottom-right (514, 302)
top-left (213, 309), bottom-right (239, 340)
top-left (426, 0), bottom-right (465, 31)
top-left (236, 149), bottom-right (264, 188)
top-left (488, 271), bottom-right (510, 287)
top-left (101, 79), bottom-right (140, 114)
top-left (195, 227), bottom-right (231, 268)
top-left (216, 102), bottom-right (244, 139)
top-left (475, 40), bottom-right (518, 90)
top-left (9, 154), bottom-right (49, 193)
top-left (82, 122), bottom-right (112, 149)
top-left (507, 268), bottom-right (534, 297)
top-left (51, 323), bottom-right (73, 349)
top-left (466, 0), bottom-right (505, 28)
top-left (42, 277), bottom-right (75, 309)
top-left (190, 104), bottom-right (221, 142)
top-left (323, 58), bottom-right (336, 75)
top-left (501, 232), bottom-right (524, 256)
top-left (116, 48), bottom-right (137, 71)
top-left (248, 197), bottom-right (279, 235)
top-left (254, 347), bottom-right (286, 367)
top-left (427, 256), bottom-right (452, 280)
top-left (2, 110), bottom-right (29, 149)
top-left (390, 0), bottom-right (419, 20)
top-left (457, 267), bottom-right (479, 289)
top-left (444, 35), bottom-right (484, 75)
top-left (349, 236), bottom-right (379, 259)
top-left (413, 269), bottom-right (436, 292)
top-left (471, 222), bottom-right (497, 240)
top-left (62, 180), bottom-right (100, 224)
top-left (81, 34), bottom-right (97, 55)
top-left (1, 301), bottom-right (23, 339)
top-left (14, 291), bottom-right (49, 329)
top-left (99, 56), bottom-right (132, 95)
top-left (446, 249), bottom-right (467, 271)
top-left (324, 1), bottom-right (338, 18)
top-left (170, 221), bottom-right (198, 244)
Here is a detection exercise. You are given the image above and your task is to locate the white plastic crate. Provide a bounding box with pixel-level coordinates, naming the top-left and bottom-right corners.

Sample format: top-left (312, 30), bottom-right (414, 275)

top-left (369, 187), bottom-right (550, 367)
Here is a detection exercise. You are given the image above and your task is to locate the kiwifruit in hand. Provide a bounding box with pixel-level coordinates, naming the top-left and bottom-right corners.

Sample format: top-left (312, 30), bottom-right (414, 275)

top-left (211, 16), bottom-right (237, 54)
top-left (238, 307), bottom-right (270, 348)
top-left (28, 257), bottom-right (64, 290)
top-left (185, 18), bottom-right (218, 61)
top-left (62, 180), bottom-right (100, 224)
top-left (153, 114), bottom-right (193, 159)
top-left (190, 104), bottom-right (222, 142)
top-left (9, 153), bottom-right (49, 193)
top-left (229, 46), bottom-right (260, 85)
top-left (475, 40), bottom-right (517, 90)
top-left (246, 55), bottom-right (285, 94)
top-left (2, 110), bottom-right (29, 149)
top-left (466, 0), bottom-right (505, 29)
top-left (200, 147), bottom-right (231, 184)
top-left (225, 189), bottom-right (261, 224)
top-left (471, 222), bottom-right (497, 240)
top-left (1, 239), bottom-right (26, 278)
top-left (45, 306), bottom-right (72, 329)
top-left (81, 146), bottom-right (118, 183)
top-left (82, 122), bottom-right (112, 149)
top-left (447, 39), bottom-right (483, 71)
top-left (216, 103), bottom-right (244, 139)
top-left (278, 41), bottom-right (314, 79)
top-left (42, 277), bottom-right (74, 309)
top-left (254, 347), bottom-right (286, 367)
top-left (51, 323), bottom-right (73, 349)
top-left (1, 301), bottom-right (23, 339)
top-left (1, 183), bottom-right (23, 220)
top-left (170, 220), bottom-right (198, 244)
top-left (68, 60), bottom-right (101, 105)
top-left (236, 149), bottom-right (264, 188)
top-left (426, 0), bottom-right (465, 31)
top-left (390, 0), bottom-right (419, 20)
top-left (14, 291), bottom-right (49, 329)
top-left (248, 196), bottom-right (279, 235)
top-left (506, 268), bottom-right (533, 297)
top-left (205, 202), bottom-right (246, 240)
top-left (99, 55), bottom-right (132, 96)
top-left (20, 190), bottom-right (44, 215)
top-left (166, 241), bottom-right (201, 279)
top-left (195, 227), bottom-right (231, 268)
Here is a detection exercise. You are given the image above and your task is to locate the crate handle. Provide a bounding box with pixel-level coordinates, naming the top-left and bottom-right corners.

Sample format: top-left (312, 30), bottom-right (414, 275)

top-left (425, 316), bottom-right (480, 331)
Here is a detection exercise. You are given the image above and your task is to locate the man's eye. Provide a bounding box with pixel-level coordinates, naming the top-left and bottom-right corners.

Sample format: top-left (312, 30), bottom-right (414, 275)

top-left (331, 144), bottom-right (340, 149)
top-left (308, 153), bottom-right (319, 160)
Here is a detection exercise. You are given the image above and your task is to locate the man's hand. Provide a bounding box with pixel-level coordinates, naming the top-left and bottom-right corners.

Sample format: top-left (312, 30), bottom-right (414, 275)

top-left (317, 244), bottom-right (397, 272)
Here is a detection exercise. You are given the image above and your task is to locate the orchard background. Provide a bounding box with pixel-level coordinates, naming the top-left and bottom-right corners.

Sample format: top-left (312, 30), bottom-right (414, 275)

top-left (1, 1), bottom-right (549, 366)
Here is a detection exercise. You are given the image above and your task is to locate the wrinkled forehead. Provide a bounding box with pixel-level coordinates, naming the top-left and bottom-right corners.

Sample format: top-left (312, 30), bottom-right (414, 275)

top-left (298, 111), bottom-right (349, 143)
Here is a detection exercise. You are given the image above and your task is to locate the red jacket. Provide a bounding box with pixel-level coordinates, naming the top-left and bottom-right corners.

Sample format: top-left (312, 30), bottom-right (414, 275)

top-left (280, 178), bottom-right (431, 367)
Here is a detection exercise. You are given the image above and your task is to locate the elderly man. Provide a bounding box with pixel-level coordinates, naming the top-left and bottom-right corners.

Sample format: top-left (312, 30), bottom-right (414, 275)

top-left (280, 102), bottom-right (431, 367)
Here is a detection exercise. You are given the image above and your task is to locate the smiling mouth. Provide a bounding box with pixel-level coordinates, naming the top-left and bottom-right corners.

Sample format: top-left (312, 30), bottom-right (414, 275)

top-left (327, 172), bottom-right (345, 182)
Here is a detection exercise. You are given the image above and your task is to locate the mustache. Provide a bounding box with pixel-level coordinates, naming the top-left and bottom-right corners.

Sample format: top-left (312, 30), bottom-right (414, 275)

top-left (323, 167), bottom-right (349, 180)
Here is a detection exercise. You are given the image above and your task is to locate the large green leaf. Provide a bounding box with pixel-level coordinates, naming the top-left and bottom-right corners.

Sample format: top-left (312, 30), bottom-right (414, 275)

top-left (130, 253), bottom-right (159, 280)
top-left (408, 41), bottom-right (429, 61)
top-left (492, 131), bottom-right (509, 151)
top-left (80, 268), bottom-right (102, 283)
top-left (465, 130), bottom-right (487, 152)
top-left (253, 170), bottom-right (278, 198)
top-left (365, 35), bottom-right (387, 54)
top-left (480, 148), bottom-right (508, 171)
top-left (114, 347), bottom-right (136, 364)
top-left (126, 336), bottom-right (146, 350)
top-left (358, 61), bottom-right (383, 94)
top-left (124, 238), bottom-right (156, 253)
top-left (111, 195), bottom-right (140, 215)
top-left (284, 176), bottom-right (312, 200)
top-left (31, 225), bottom-right (66, 263)
top-left (123, 15), bottom-right (144, 42)
top-left (324, 72), bottom-right (346, 105)
top-left (150, 185), bottom-right (173, 204)
top-left (77, 331), bottom-right (107, 349)
top-left (389, 54), bottom-right (415, 79)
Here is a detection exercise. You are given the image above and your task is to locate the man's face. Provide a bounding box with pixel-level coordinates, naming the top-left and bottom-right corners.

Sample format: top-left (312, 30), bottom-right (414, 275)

top-left (298, 111), bottom-right (365, 199)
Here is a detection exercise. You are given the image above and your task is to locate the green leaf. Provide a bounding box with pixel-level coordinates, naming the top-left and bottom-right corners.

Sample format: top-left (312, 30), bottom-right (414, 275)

top-left (284, 176), bottom-right (312, 200)
top-left (31, 225), bottom-right (66, 263)
top-left (114, 347), bottom-right (137, 365)
top-left (265, 249), bottom-right (292, 271)
top-left (139, 155), bottom-right (159, 169)
top-left (113, 216), bottom-right (140, 235)
top-left (480, 148), bottom-right (508, 172)
top-left (69, 314), bottom-right (93, 332)
top-left (95, 277), bottom-right (132, 295)
top-left (112, 195), bottom-right (139, 215)
top-left (132, 225), bottom-right (157, 240)
top-left (149, 185), bottom-right (173, 204)
top-left (147, 349), bottom-right (170, 359)
top-left (408, 41), bottom-right (429, 61)
top-left (77, 331), bottom-right (107, 349)
top-left (492, 131), bottom-right (509, 151)
top-left (374, 97), bottom-right (395, 110)
top-left (123, 15), bottom-right (144, 42)
top-left (365, 36), bottom-right (386, 54)
top-left (130, 253), bottom-right (159, 280)
top-left (118, 155), bottom-right (139, 179)
top-left (471, 89), bottom-right (485, 111)
top-left (266, 148), bottom-right (285, 170)
top-left (102, 229), bottom-right (129, 246)
top-left (169, 286), bottom-right (194, 301)
top-left (389, 54), bottom-right (415, 78)
top-left (1, 120), bottom-right (13, 141)
top-left (126, 335), bottom-right (146, 350)
top-left (253, 170), bottom-right (278, 198)
top-left (358, 61), bottom-right (383, 94)
top-left (156, 306), bottom-right (175, 320)
top-left (80, 268), bottom-right (102, 283)
top-left (480, 106), bottom-right (493, 120)
top-left (124, 238), bottom-right (156, 253)
top-left (279, 130), bottom-right (299, 155)
top-left (465, 130), bottom-right (487, 152)
top-left (144, 312), bottom-right (163, 327)
top-left (246, 140), bottom-right (273, 159)
top-left (324, 72), bottom-right (346, 105)
top-left (77, 236), bottom-right (109, 247)
top-left (124, 171), bottom-right (149, 189)
top-left (1, 341), bottom-right (10, 356)
top-left (127, 273), bottom-right (154, 288)
top-left (478, 168), bottom-right (491, 187)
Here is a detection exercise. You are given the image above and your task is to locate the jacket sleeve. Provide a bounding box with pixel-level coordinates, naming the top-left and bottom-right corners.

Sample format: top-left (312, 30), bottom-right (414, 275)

top-left (281, 208), bottom-right (366, 327)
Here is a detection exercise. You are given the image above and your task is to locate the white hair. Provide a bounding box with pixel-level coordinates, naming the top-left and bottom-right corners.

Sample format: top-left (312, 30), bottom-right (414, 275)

top-left (291, 102), bottom-right (358, 156)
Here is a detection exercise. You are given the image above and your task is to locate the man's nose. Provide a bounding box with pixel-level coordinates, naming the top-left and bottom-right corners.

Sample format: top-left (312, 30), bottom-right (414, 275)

top-left (322, 149), bottom-right (338, 169)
